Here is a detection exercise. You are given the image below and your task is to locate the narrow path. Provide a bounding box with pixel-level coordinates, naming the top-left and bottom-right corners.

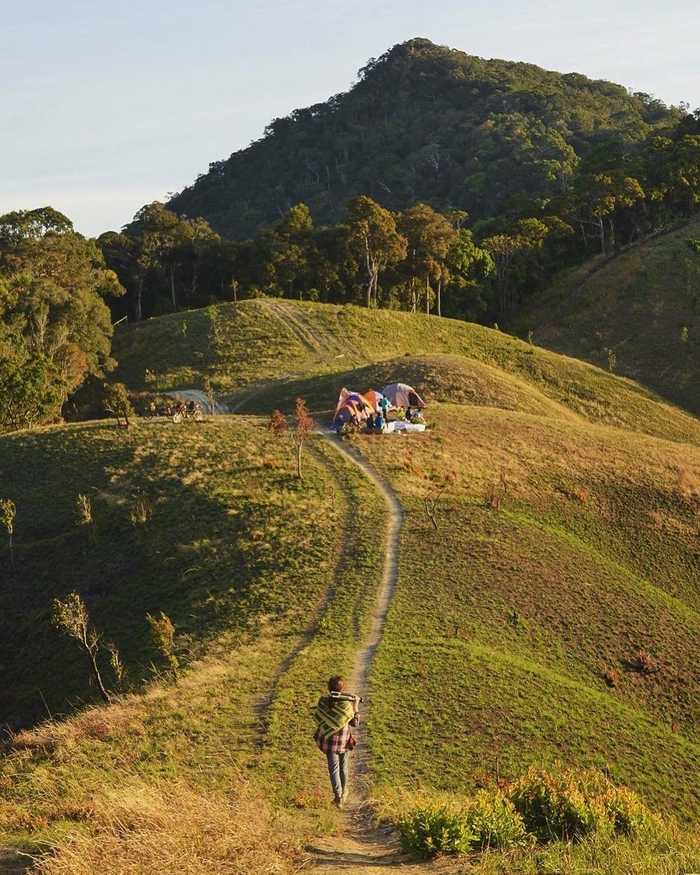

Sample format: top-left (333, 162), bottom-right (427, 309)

top-left (308, 434), bottom-right (452, 874)
top-left (320, 435), bottom-right (403, 799)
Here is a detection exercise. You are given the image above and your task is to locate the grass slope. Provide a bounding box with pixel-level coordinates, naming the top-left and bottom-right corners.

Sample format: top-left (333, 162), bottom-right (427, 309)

top-left (4, 300), bottom-right (700, 871)
top-left (0, 418), bottom-right (376, 731)
top-left (520, 220), bottom-right (700, 416)
top-left (113, 298), bottom-right (700, 445)
top-left (0, 416), bottom-right (388, 869)
top-left (342, 402), bottom-right (700, 819)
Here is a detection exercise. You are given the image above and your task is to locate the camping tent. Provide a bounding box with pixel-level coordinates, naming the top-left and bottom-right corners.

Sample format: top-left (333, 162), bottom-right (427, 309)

top-left (381, 383), bottom-right (426, 409)
top-left (360, 389), bottom-right (384, 412)
top-left (331, 387), bottom-right (375, 430)
top-left (333, 388), bottom-right (373, 419)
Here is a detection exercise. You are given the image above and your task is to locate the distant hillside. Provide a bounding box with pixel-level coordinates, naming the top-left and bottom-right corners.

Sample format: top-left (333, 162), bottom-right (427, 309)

top-left (112, 299), bottom-right (700, 445)
top-left (167, 38), bottom-right (682, 239)
top-left (518, 221), bottom-right (700, 415)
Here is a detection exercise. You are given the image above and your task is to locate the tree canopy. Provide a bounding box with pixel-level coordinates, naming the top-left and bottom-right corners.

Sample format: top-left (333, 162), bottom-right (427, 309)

top-left (167, 38), bottom-right (684, 241)
top-left (0, 207), bottom-right (122, 433)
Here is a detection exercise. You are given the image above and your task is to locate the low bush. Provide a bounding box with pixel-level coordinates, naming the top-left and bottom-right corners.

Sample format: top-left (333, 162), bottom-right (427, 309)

top-left (398, 792), bottom-right (526, 857)
top-left (508, 766), bottom-right (649, 842)
top-left (398, 804), bottom-right (476, 858)
top-left (397, 766), bottom-right (653, 858)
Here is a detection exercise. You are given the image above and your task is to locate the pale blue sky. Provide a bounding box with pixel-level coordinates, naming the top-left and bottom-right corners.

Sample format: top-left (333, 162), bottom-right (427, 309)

top-left (2, 0), bottom-right (699, 237)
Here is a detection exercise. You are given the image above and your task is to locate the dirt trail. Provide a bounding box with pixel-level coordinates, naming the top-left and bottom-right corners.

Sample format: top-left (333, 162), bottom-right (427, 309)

top-left (310, 435), bottom-right (446, 874)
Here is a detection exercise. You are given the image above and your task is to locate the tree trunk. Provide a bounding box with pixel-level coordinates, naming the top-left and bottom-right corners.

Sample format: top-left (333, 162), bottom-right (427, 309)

top-left (88, 648), bottom-right (111, 704)
top-left (170, 263), bottom-right (177, 311)
top-left (135, 278), bottom-right (144, 322)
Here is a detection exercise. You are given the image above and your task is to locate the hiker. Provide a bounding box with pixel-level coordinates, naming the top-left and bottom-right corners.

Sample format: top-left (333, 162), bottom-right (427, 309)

top-left (313, 676), bottom-right (360, 806)
top-left (379, 395), bottom-right (389, 420)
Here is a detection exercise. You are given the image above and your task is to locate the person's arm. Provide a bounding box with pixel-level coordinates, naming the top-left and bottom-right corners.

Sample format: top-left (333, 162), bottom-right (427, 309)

top-left (350, 697), bottom-right (360, 726)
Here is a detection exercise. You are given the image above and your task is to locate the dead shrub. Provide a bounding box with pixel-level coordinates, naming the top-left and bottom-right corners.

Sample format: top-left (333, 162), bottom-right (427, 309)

top-left (603, 666), bottom-right (620, 687)
top-left (485, 471), bottom-right (509, 510)
top-left (633, 650), bottom-right (656, 674)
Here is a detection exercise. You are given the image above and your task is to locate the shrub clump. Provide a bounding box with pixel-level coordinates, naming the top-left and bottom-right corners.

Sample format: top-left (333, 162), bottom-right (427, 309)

top-left (398, 766), bottom-right (651, 859)
top-left (509, 766), bottom-right (649, 843)
top-left (398, 791), bottom-right (526, 858)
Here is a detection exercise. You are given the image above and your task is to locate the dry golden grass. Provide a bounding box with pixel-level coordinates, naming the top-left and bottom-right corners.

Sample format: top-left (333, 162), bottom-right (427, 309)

top-left (33, 778), bottom-right (298, 875)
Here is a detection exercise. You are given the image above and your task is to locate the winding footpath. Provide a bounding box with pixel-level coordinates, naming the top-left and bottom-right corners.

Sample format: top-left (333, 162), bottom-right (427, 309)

top-left (309, 437), bottom-right (458, 873)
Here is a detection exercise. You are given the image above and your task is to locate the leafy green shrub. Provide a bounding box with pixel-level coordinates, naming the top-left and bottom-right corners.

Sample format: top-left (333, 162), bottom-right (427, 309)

top-left (509, 767), bottom-right (601, 841)
top-left (508, 766), bottom-right (650, 843)
top-left (467, 791), bottom-right (528, 849)
top-left (398, 793), bottom-right (527, 857)
top-left (398, 805), bottom-right (476, 858)
top-left (605, 785), bottom-right (650, 837)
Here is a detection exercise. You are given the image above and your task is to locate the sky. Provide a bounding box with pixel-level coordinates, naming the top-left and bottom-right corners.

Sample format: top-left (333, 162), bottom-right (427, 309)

top-left (2, 0), bottom-right (699, 238)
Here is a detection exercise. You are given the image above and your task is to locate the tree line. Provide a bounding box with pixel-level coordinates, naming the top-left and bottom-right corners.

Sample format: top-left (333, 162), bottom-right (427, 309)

top-left (98, 104), bottom-right (700, 324)
top-left (0, 207), bottom-right (122, 433)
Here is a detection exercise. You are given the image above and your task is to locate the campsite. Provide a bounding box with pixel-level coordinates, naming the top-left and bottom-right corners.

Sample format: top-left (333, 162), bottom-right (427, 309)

top-left (332, 382), bottom-right (427, 433)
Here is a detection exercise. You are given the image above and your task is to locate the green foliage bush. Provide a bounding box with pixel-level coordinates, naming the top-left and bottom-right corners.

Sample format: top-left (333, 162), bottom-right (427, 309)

top-left (398, 805), bottom-right (476, 858)
top-left (398, 767), bottom-right (652, 858)
top-left (509, 766), bottom-right (650, 843)
top-left (398, 792), bottom-right (526, 857)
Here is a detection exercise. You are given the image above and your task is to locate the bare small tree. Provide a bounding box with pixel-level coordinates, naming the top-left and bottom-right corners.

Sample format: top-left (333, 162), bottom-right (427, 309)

top-left (0, 498), bottom-right (16, 574)
top-left (268, 398), bottom-right (316, 480)
top-left (202, 375), bottom-right (216, 417)
top-left (424, 470), bottom-right (457, 530)
top-left (52, 592), bottom-right (112, 704)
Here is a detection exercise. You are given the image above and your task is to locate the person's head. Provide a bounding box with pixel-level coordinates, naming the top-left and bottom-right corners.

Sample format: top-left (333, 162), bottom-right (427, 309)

top-left (328, 676), bottom-right (345, 693)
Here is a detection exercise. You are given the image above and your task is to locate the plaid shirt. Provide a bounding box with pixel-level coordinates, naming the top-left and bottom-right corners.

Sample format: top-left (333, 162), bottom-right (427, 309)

top-left (314, 711), bottom-right (360, 755)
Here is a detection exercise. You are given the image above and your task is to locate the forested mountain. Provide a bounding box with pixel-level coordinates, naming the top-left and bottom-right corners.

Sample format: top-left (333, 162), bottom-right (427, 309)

top-left (168, 38), bottom-right (684, 240)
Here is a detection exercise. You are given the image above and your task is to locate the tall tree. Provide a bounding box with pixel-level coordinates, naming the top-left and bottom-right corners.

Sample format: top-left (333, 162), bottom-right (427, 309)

top-left (571, 172), bottom-right (645, 255)
top-left (345, 196), bottom-right (407, 308)
top-left (0, 207), bottom-right (123, 431)
top-left (397, 203), bottom-right (457, 314)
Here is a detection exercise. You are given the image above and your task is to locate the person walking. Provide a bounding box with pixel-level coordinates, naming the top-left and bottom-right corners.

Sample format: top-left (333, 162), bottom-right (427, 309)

top-left (313, 676), bottom-right (360, 806)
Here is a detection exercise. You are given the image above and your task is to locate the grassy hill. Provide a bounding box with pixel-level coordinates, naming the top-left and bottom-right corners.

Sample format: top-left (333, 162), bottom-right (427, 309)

top-left (518, 220), bottom-right (700, 417)
top-left (113, 298), bottom-right (700, 444)
top-left (3, 300), bottom-right (700, 872)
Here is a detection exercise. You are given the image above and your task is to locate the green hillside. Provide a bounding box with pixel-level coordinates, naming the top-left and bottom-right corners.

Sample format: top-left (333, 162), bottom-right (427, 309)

top-left (518, 221), bottom-right (700, 417)
top-left (3, 300), bottom-right (700, 872)
top-left (113, 298), bottom-right (700, 444)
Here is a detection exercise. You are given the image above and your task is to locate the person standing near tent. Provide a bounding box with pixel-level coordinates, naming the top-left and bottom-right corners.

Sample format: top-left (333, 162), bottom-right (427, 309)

top-left (379, 394), bottom-right (389, 420)
top-left (313, 676), bottom-right (360, 806)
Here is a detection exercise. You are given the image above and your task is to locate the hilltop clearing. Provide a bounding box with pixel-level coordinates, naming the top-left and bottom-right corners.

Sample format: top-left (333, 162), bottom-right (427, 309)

top-left (113, 299), bottom-right (700, 442)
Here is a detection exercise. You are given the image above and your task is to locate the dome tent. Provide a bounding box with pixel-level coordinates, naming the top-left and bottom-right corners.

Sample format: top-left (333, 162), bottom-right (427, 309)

top-left (381, 383), bottom-right (426, 410)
